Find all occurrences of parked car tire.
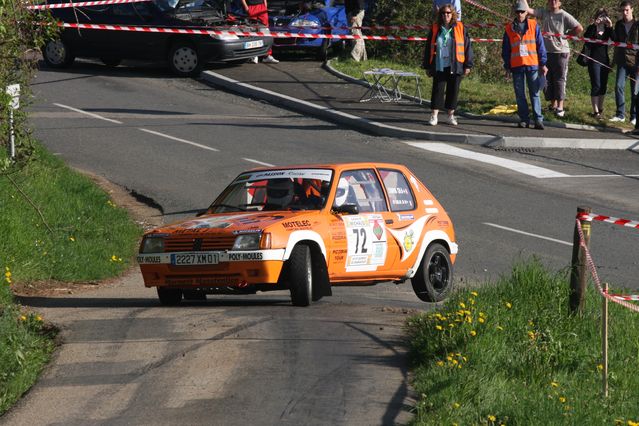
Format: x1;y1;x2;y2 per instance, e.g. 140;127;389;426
287;244;313;307
100;57;122;67
316;38;329;62
182;289;207;300
168;41;202;77
411;243;453;302
42;39;75;68
157;287;183;305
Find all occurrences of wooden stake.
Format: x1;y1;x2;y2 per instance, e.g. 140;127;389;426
602;282;609;397
570;206;591;314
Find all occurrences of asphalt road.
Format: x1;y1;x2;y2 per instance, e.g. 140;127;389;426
6;60;638;425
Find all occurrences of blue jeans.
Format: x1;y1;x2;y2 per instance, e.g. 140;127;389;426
614;64;636;119
512;69;543;123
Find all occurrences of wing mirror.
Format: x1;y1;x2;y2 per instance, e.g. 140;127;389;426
332;203;359;215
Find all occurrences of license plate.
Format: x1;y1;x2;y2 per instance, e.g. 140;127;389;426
244;40;264;49
171;253;219;266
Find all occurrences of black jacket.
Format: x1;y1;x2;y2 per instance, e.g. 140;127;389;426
612;19;639;67
345;0;365;16
422;23;474;75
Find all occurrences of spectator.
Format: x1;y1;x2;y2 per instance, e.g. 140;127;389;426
433;0;461;21
345;0;367;62
583;8;613;119
422;4;473;126
502;0;548;129
240;0;279;63
523;0;583;118
610;0;638;123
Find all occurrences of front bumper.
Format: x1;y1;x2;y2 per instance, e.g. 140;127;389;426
199;36;273;62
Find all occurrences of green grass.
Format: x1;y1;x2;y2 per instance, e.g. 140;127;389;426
406;259;639;425
0;141;143;282
331;57;635;130
0;140;143;414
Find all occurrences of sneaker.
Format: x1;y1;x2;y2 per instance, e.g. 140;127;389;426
447;114;458;126
609;115;625;122
248;56;258;64
517;122;527;128
555;109;565;118
428;114;438;126
534;121;544;130
631;118;637;126
262;55;279;64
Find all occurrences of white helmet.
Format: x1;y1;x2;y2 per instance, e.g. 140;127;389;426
266;178;294;207
333;177;350;207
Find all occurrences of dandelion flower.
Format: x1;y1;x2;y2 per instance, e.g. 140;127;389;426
505;302;512;309
470;330;477;336
478;317;485;324
453;402;460;409
36;315;42;322
471;291;478;297
628;420;639;426
435;325;443;330
597;364;604;371
69;236;75;242
20;315;27;321
551;381;559;388
488;415;496;422
436;361;444;367
559;396;566;403
459;302;466;309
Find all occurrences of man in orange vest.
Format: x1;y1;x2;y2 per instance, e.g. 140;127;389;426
502;0;548;129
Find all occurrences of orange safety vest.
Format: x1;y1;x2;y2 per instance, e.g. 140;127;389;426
505;19;539;68
430;22;466;65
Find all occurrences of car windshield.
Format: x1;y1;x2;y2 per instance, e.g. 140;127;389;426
208;169;333;213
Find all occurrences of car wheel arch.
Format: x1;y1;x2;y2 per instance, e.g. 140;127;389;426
406;230;456;279
282;230;327;261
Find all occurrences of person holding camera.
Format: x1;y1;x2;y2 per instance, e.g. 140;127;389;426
582;9;613;119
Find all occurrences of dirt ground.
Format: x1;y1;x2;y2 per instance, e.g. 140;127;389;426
10;170;163;297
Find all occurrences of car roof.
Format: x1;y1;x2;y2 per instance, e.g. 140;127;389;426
243;162;411;173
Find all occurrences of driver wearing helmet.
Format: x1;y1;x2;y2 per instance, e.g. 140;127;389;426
265;178;295;209
332;177;352;208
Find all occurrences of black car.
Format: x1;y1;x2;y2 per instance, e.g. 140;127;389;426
42;0;273;76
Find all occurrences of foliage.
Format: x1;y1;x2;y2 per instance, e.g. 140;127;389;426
406;259;639;425
0;0;56;170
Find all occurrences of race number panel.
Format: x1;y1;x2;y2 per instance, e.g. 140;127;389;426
343;214;388;272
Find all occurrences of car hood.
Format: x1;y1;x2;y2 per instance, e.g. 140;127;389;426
149;211;315;235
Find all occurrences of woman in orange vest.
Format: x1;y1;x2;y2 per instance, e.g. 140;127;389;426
502;0;547;129
422;4;473;126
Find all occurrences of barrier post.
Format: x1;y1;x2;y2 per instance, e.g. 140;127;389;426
602;282;609;397
570;206;591;314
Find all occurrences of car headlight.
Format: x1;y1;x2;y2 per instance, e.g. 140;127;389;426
141;236;165;253
290;18;320;28
232;233;261;250
210;34;240;40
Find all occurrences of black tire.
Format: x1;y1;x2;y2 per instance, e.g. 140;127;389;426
182;289;206;301
287;244;313;307
157;287;183;306
42;39;75;68
168;41;202;77
100;57;122;67
316;38;329;62
411;243;453;303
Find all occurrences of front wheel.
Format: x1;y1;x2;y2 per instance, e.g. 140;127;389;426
316;38;329;62
42;39;75;68
287;244;313;307
157;287;182;306
411;243;453;302
168;41;202;77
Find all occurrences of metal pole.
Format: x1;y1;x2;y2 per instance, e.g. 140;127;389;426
9;107;15;160
602;282;609;397
570;206;591;314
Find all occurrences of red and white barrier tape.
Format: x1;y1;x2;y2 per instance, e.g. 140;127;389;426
577;212;639;231
27;0;149;10
610;294;639;301
576;219;639;313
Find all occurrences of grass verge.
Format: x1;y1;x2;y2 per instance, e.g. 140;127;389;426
406;259;639;425
330;57;635;131
0;140;143;414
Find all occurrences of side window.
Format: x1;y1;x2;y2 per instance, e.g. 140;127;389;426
379;169;416;212
333;169;387;213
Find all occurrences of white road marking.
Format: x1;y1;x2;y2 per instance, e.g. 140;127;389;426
243;158;275;167
138;128;220;152
551;174;639;178
484;222;572;246
53;103;122;124
405;142;569;178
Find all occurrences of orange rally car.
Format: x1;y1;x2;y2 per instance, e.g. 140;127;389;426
137;163;458;306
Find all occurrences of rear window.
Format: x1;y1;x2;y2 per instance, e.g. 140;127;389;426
379;169;415;211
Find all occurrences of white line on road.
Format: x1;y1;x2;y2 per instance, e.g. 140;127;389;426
484;222;572;246
405;142;569;178
243;158;275;167
550;174;639;178
53;103;122;124
138;128;220;152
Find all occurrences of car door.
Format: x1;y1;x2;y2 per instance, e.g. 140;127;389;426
327;168;402;281
377;168;426;273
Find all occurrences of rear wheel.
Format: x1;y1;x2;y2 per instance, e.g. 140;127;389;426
287;244;313;307
157;287;183;306
411;243;453;302
42;39;75;68
168;41;202;77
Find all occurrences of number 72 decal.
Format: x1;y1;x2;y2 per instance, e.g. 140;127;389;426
343;214;388;272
